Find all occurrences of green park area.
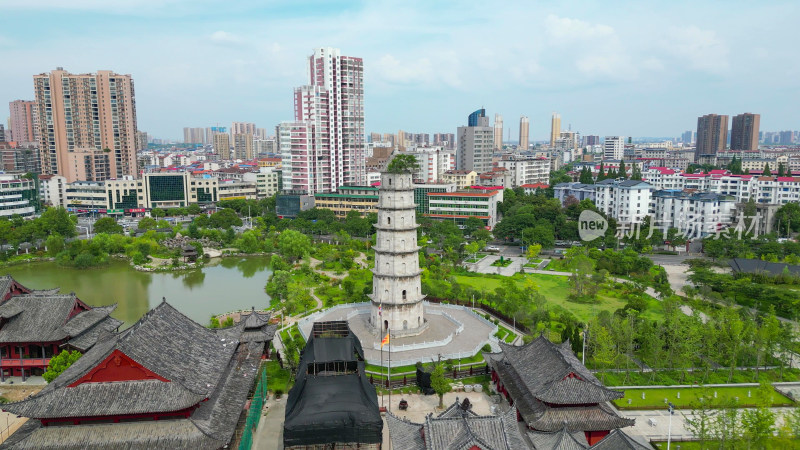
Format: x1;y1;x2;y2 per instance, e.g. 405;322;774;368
453;273;664;323
265;360;293;394
614;386;795;410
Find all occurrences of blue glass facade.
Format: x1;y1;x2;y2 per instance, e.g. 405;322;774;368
467;108;486;127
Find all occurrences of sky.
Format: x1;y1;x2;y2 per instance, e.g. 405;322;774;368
1;0;798;142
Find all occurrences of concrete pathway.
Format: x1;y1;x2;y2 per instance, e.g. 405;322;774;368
251;395;287;450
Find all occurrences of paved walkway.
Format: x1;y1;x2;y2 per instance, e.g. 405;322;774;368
251;395;287;450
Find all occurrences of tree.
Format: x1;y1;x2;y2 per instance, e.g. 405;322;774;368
762;163;772;177
137;216;157;231
741;381;775;448
526;244;542;261
386;154;420;173
430;362;451;408
43;350;82;383
40;207;77;238
209;208;243;229
187;203;202;215
277;229;312;262
151;208;166;218
591;326;615;382
778;162;787;177
728;155;743;175
45;233;65;256
618;160;628;180
683;386;716;447
597;161;605;181
775;202;800;234
629;164;642;181
579;167;593;184
93;217;124;234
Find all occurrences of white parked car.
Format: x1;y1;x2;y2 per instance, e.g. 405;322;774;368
485;246;500;252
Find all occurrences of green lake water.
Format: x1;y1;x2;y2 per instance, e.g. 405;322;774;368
3;256;273;327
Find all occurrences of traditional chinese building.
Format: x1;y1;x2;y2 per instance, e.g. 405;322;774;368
284;321;383;449
484;335;635;446
0;276;121;381
1;300;274;449
386;398;529;449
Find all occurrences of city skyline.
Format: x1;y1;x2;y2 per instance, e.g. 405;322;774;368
1;1;798;140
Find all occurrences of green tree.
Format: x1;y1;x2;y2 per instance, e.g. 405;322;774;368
778;162;787;177
430;362;452;408
579;167;593;184
137;216;157;230
386;154;420;173
618;160;628;180
45;233;65;256
187;203;202;215
728;155;743;175
597;161;605;181
741;381;775;448
775;202;800;234
209;208;243;229
629;164;642;181
762;163;772;177
43;350;82;383
278;229;312;262
40;207;77;238
591;326;615;382
526;243;542;261
150;208;166;218
683;386;716;447
93;217;124;234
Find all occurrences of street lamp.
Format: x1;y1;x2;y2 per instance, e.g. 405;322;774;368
666;402;675;450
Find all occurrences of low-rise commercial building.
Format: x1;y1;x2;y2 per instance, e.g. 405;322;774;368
441;170;478;189
0;174;37;218
426;189;503;229
314;186;379;218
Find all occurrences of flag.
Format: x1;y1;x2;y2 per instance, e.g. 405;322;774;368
378;305;382;316
380;333;390;348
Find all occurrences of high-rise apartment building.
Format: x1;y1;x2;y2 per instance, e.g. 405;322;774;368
696;114;728;160
9;100;37;144
136;131;148;151
279;47;366;194
33;68;138;182
183;127;206;144
519;116;529;150
457;109;494;173
0;125;5;143
206;127;227;145
213;133;231;160
231;122;257;136
233;133;254;160
493;114;503;150
780;131;795;145
584;135;600;146
603;136;625;160
730;113;760;151
681;130;695;146
433;133;455;149
550;113;561;147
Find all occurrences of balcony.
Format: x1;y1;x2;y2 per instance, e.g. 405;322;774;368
0;357;50;368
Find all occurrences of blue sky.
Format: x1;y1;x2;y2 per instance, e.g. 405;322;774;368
1;0;797;141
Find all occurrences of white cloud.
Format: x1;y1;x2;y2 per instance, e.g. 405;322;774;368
661;26;729;73
209;31;243;45
544;15;615;42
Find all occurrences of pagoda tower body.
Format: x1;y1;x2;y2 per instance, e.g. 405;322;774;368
369;172;427;337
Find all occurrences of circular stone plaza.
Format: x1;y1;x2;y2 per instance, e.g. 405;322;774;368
297;172;497;367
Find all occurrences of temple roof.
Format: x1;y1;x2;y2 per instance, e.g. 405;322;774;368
1;302;267;450
386;399;529;450
588;429;651;449
239;308;278;343
527;427;589;450
0;294;120;347
483;336;633;432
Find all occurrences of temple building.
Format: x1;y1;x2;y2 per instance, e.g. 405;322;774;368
369;171;427;337
484;335;635;446
1;301;276;449
284;321;383;449
0;276;121;380
387;398;529;449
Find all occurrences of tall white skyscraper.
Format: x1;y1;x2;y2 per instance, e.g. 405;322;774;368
279;47;366;194
493;113;503;150
457;109;494;173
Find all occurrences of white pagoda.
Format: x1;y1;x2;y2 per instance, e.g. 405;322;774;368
368;171;427;337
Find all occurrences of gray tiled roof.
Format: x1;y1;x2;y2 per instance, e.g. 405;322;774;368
0;294;118;346
588;428;650;449
385;412;425;450
483;336;632;432
387;400;528;450
1;303;266;450
527;427;589;450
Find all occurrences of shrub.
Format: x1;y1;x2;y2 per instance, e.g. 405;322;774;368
274;389;284;399
482;343;492;352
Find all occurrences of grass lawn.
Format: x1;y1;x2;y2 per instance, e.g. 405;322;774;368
465;253;488;263
495;324;518;343
365;352;486;374
613;386;795;410
265;360;293;393
600;368;800;386
652;440;800;450
454;273;664;323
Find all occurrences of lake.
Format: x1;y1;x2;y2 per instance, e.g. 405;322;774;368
3;256;273;327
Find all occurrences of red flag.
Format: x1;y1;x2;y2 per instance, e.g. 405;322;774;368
380;333;390;348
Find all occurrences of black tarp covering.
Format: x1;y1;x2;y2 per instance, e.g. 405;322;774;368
416;368;435;395
284;321;383;447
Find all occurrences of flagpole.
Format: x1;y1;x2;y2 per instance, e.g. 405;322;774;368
388;325;391;412
381;323;384;409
